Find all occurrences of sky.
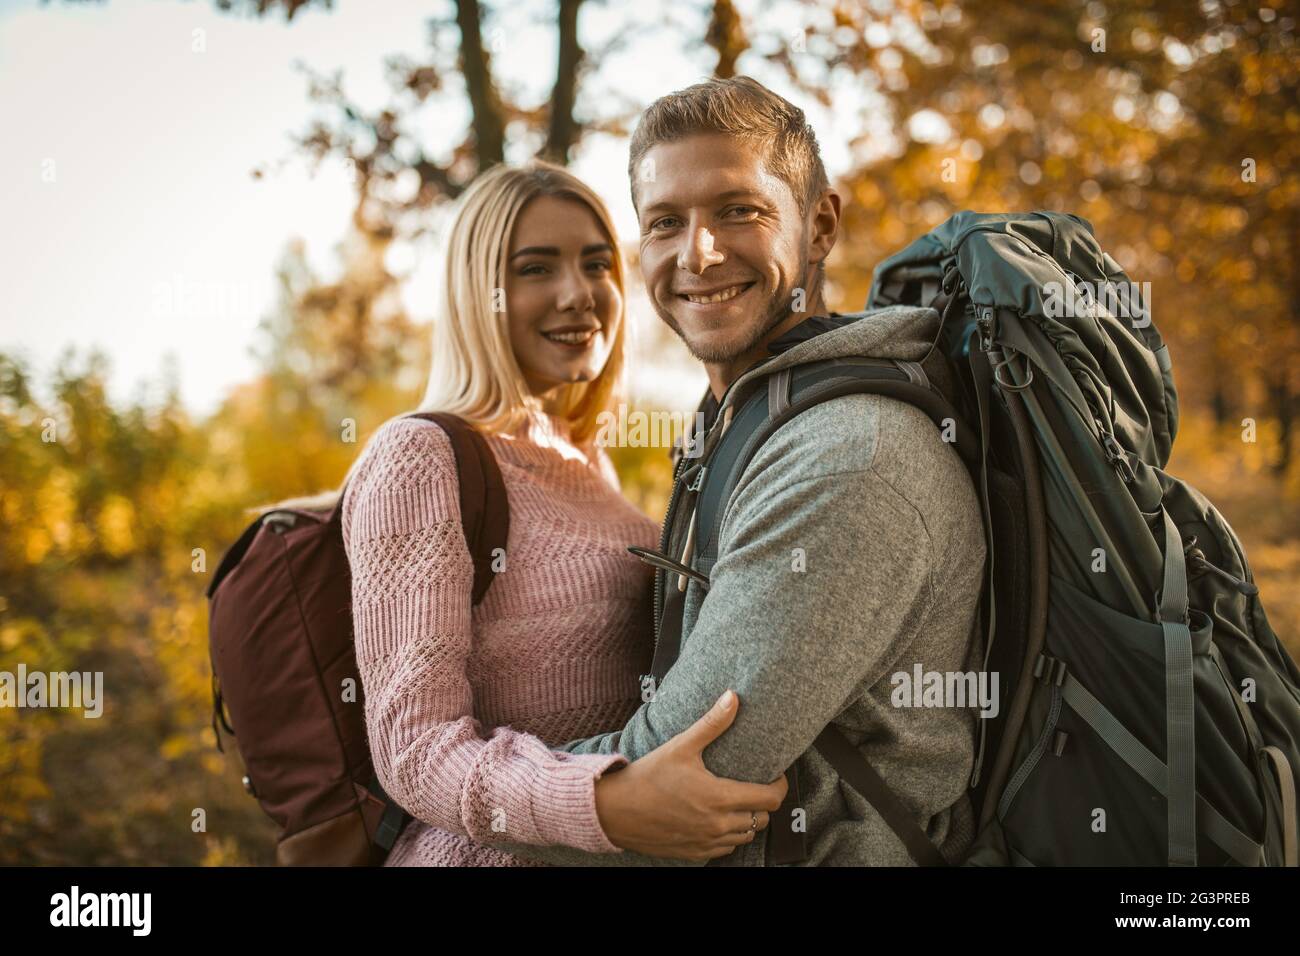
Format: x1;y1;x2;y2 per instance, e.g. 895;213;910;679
0;0;867;416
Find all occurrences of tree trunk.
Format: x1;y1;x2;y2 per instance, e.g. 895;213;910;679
455;0;506;168
1269;374;1294;477
542;0;584;165
1210;351;1230;428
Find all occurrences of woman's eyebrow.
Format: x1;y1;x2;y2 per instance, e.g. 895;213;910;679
509;242;611;260
509;245;557;260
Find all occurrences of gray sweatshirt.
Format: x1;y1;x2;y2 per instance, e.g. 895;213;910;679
492;305;987;866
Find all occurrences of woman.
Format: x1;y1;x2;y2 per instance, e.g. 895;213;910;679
339;161;785;866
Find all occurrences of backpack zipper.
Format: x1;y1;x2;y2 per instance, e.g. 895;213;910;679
996;681;1063;821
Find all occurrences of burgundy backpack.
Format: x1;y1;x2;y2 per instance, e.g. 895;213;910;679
205;413;509;865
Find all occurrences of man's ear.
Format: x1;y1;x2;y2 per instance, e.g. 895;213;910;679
807;188;841;266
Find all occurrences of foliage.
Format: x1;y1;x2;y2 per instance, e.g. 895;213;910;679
7;0;1296;865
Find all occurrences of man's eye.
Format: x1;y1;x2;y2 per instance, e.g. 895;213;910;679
649;217;680;232
726;205;758;218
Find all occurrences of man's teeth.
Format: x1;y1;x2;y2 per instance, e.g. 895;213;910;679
684;284;748;304
544;330;595;344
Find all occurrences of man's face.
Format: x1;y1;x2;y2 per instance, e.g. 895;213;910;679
635;133;817;373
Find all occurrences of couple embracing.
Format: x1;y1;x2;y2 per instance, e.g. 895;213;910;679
340;74;986;867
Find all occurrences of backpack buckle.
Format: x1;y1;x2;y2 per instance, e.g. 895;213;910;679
1033;653;1068;686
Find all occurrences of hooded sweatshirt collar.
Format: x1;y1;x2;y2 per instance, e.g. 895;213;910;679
716;304;942;416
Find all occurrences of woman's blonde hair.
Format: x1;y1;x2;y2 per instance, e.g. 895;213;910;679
420;160;626;443
259;160;627;514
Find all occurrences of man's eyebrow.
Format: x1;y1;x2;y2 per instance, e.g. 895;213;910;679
713;188;769;202
509;242;612;261
639;188;771;219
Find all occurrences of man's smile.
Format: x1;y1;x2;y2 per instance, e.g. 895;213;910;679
677;281;757;306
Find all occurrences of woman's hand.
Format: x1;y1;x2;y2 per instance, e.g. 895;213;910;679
592;690;789;861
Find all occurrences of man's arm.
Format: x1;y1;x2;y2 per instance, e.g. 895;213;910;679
490;396;949;866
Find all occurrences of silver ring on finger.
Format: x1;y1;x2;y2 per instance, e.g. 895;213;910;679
749;812;758;832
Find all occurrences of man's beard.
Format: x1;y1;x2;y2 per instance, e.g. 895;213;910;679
654;269;811;365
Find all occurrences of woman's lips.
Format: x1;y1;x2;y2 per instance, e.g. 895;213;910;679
542;327;598;349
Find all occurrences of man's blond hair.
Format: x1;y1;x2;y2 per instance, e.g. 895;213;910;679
628;75;830;215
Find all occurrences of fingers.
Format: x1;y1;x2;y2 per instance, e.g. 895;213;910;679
724;809;769;833
700;829;758;858
671;689;739;752
712;774;788;813
689;811;771;861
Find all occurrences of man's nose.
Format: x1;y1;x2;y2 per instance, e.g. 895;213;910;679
676;226;725;274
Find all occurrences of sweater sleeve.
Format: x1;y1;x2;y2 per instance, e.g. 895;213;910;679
341;417;627;854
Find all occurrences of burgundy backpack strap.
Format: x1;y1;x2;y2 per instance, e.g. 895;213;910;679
326;412;508;603
400;412;509;605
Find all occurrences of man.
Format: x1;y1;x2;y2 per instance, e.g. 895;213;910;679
499;75;986;866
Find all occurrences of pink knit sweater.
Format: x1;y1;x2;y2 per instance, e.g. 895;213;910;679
341;411;658;866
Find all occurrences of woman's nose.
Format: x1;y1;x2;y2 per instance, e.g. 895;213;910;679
676;226;725;274
556;269;597;312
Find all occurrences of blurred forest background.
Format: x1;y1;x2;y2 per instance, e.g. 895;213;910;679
2;0;1298;864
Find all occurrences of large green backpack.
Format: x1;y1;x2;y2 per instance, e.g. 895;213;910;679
654;211;1299;866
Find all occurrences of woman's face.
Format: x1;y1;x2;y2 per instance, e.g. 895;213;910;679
504;194;622;397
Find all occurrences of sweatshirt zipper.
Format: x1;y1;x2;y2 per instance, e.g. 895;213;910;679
650;422;704;644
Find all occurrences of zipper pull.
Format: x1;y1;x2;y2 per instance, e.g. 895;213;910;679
679;462;708;493
1193;556;1258;596
1095;421;1136;484
1103;433;1136;484
976;308;997;351
627;546;709;590
1182;535;1259;596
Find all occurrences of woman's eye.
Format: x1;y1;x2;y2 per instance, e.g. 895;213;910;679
519;263;547;276
585;259;612;273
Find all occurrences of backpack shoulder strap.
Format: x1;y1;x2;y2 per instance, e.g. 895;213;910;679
688;358;970;867
401;412;509;605
694;356;974;578
341;412;508;849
